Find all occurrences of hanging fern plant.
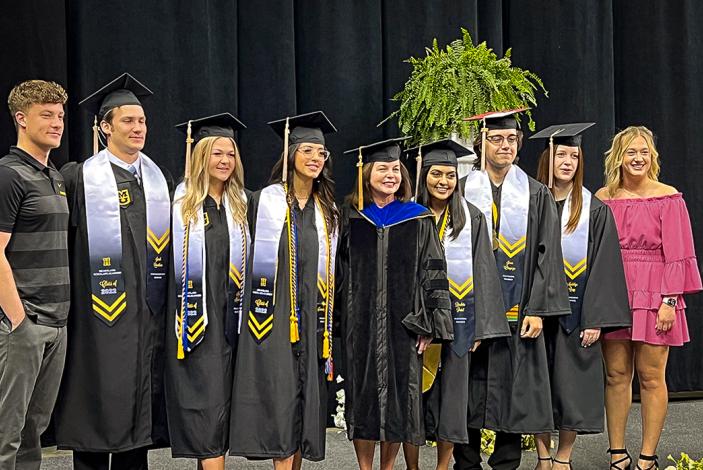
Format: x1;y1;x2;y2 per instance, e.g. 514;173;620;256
384;28;548;146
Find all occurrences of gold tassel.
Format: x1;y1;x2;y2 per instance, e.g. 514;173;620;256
177;326;185;359
323;331;330;359
414;146;422;200
282;117;290;184
184;120;194;179
286;206;300;343
548;136;554;188
480;119;488;172
92;116;99;155
356;148;364;211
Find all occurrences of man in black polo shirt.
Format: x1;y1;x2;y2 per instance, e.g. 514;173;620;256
0;80;69;470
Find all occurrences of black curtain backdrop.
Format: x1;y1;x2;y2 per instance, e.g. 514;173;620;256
2;1;702;396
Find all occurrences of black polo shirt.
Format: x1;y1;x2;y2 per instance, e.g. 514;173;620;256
0;146;70;326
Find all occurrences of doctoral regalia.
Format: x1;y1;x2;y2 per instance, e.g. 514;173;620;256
54;159;172;452
336;200;453;445
424;201;510;444
462;170;571;434
544;193;631;433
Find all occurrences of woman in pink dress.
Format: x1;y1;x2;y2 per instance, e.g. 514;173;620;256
596;126;702;470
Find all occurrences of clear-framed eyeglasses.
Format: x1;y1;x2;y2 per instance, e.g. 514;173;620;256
298;146;331;161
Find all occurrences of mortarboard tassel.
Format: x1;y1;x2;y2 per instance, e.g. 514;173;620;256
356;148;364;211
282;117;290;185
92;116;99;155
414;146;422;200
184;120;194;179
548;135;554;189
480;119;488;172
185;121;194;181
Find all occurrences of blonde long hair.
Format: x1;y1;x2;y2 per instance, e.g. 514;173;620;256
179;136;247;226
603;126;660;197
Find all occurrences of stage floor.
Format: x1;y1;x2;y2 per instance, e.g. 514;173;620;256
40;400;703;469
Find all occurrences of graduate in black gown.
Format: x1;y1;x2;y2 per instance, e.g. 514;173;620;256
455;110;571;470
229;112;339;469
401;139;510;470
164;114;249;469
529;124;631;469
55;74;173;470
336;138;454;470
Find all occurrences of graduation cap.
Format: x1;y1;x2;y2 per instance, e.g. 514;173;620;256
343;137;408;211
463;108;527;171
175;113;247;177
405;139;472;198
267;111;337;184
79;73;153;155
529;122;595;188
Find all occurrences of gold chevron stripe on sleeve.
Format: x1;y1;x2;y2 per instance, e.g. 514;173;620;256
147;228;171;254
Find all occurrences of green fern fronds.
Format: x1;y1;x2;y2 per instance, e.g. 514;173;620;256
384;28;548;146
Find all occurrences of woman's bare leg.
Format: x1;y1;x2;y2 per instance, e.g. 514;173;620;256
436;441;454;470
603;339;634;467
198;456;225;470
353;439;376;470
401;442;419;470
634;342;669;468
380;442;401;470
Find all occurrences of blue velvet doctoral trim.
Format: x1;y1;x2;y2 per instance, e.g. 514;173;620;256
361;200;429;227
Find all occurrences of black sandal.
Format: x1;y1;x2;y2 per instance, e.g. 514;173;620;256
636;454;658;470
553;458;573;469
608;448;632;470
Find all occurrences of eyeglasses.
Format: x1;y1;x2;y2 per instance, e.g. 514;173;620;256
486;135;519;146
298;146;331;161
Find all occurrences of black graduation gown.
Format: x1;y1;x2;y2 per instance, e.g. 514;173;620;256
424;202;510;444
335;203;454;446
229;191;328;462
543;195;631;433
165;196;236;458
462;174;571;434
54;162;172;452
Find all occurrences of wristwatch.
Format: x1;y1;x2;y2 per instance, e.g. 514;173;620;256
662;296;677;308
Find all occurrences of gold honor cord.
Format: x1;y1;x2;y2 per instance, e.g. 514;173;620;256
177;221;190;359
317;196;334;361
92;116;99;155
286;202;299;344
356;147;364;211
438;206;450;245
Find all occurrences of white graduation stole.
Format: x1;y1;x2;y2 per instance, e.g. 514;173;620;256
83;150;170;326
560;187;591;333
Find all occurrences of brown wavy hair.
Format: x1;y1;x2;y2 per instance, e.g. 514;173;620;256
269;143;339;233
346;160;413;209
536;145;584;234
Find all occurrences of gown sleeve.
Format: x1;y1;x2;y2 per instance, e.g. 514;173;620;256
470;208;511;340
580;198;632;330
523;185;572;317
660;195;702;296
59;161;81;228
402;217;453;340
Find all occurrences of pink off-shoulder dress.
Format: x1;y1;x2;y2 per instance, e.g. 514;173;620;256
603;193;702;346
